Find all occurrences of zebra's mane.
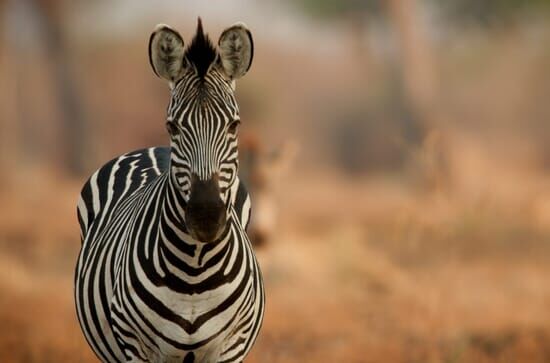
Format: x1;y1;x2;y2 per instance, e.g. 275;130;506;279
185;18;217;79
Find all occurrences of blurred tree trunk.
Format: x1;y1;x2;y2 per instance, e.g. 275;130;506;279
386;0;437;120
34;0;91;175
0;1;21;184
2;0;91;178
385;0;450;192
348;12;371;81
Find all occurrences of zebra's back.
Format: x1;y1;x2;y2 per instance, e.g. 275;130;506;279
77;147;170;241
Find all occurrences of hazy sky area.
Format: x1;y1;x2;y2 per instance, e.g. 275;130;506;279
68;0;322;43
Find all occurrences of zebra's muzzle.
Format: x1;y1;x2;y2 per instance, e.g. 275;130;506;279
185;173;227;243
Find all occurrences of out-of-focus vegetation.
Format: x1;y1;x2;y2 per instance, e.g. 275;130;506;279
439;0;550;25
293;0;382;19
296;0;550;24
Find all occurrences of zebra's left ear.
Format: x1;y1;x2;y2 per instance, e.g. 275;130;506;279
149;24;186;84
217;23;254;80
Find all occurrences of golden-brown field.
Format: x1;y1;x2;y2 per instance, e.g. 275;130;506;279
1;164;549;363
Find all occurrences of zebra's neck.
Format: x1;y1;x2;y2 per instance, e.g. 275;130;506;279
152;171;235;276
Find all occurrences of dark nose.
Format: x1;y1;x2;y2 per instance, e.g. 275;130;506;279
184;173;227;242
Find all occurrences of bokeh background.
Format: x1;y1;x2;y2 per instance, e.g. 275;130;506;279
1;0;550;362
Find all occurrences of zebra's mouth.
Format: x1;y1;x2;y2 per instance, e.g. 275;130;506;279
184;173;227;243
185;202;227;242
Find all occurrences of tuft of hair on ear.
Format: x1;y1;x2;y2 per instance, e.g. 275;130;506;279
184;18;217;79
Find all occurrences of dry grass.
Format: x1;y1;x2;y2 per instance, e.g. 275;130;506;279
1;163;549;363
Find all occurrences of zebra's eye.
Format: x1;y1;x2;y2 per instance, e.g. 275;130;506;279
166;121;179;135
227;120;240;135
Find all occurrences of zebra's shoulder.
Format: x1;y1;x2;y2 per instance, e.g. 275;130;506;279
77;147;170;239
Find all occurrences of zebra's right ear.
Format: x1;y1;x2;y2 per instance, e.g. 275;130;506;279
149;25;187;84
217;23;253;80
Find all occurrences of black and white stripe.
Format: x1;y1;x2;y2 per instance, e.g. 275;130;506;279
75;20;263;363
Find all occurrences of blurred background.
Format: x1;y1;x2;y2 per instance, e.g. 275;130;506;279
1;0;550;362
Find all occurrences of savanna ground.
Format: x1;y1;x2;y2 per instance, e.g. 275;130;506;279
1;158;549;363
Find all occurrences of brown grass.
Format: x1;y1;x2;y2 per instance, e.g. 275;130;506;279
1;162;549;363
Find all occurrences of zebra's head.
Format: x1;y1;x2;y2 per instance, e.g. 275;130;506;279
149;19;253;242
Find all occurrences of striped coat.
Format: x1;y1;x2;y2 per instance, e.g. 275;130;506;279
75;20;264;363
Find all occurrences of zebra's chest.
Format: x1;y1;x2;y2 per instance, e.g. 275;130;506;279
153;293;236;361
114;263;250;362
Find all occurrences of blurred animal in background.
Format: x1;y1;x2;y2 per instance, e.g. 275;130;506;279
239;133;298;247
74;19;264;363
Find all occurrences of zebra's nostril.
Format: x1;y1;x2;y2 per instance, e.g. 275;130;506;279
183;352;195;363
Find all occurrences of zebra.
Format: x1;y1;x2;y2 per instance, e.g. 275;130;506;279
74;19;264;363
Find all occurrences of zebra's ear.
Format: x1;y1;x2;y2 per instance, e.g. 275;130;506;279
149;24;187;84
217;23;254;80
